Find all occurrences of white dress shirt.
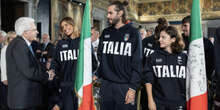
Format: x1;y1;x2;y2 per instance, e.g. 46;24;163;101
1;45;8;81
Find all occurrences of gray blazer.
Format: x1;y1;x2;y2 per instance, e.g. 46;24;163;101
6;36;49;109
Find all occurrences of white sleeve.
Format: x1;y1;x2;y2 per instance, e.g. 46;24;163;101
1;46;7;81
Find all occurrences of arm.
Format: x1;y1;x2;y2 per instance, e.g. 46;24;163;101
94;30;105;78
13;42;49;82
49;42;63;109
129;30;142;90
143;53;156;110
125;29;142;104
146;83;156;110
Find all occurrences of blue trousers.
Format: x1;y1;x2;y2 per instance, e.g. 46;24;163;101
100;79;136;110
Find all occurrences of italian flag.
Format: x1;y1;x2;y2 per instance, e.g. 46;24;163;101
186;0;208;110
75;0;96;110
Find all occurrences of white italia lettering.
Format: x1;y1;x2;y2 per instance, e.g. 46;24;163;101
102;41;131;56
73;49;78;60
178;66;186;78
120;42;124;55
124;43;131;56
114;42;119;55
107;41;114;54
170;65;176;77
103;41;108;54
144;48;154;57
67;50;73;60
59;49;78;61
60;52;63;61
152;65;186;79
176;65;179;77
144;48;147;54
63;50;68;61
155;65;162;77
162;65;170;77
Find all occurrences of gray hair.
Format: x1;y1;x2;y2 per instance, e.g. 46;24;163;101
139;28;147;35
42;33;50;39
0;30;7;37
15;17;35;36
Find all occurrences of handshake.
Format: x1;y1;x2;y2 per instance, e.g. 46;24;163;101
47;69;55;81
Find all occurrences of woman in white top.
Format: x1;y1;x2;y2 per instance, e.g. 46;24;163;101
1;31;16;85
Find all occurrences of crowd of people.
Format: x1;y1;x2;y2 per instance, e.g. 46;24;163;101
0;0;219;110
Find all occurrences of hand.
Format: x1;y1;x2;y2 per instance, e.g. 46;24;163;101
92;75;98;81
148;99;157;110
125;88;136;104
42;51;48;55
47;69;55;80
36;50;41;53
52;104;60;110
2;80;8;86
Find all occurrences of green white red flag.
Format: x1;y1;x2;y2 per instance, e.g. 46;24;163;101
75;0;96;110
186;0;208;110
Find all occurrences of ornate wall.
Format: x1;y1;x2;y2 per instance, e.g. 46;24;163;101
51;0;83;41
138;0;220;22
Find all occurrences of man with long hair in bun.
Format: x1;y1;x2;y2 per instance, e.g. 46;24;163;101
94;1;142;110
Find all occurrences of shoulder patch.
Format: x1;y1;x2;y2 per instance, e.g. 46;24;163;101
156;58;163;63
147;43;153;47
177;56;183;65
62;44;68;48
124;33;130;41
104;34;110;38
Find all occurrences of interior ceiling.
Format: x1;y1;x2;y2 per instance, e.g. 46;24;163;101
105;0;220;22
6;0;220;22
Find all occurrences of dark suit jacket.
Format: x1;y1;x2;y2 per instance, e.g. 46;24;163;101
215;27;220;95
6;36;49;109
36;42;54;61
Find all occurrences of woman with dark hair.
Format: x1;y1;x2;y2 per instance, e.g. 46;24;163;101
144;26;187;110
141;17;167;110
50;17;80;110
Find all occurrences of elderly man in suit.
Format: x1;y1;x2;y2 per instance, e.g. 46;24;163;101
6;17;55;110
36;33;54;67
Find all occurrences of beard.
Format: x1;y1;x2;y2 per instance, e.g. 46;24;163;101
108;17;120;26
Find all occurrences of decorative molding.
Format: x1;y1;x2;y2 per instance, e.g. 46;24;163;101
138;0;220;22
139;14;188;23
139;11;220;23
136;0;172;3
92;0;109;10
